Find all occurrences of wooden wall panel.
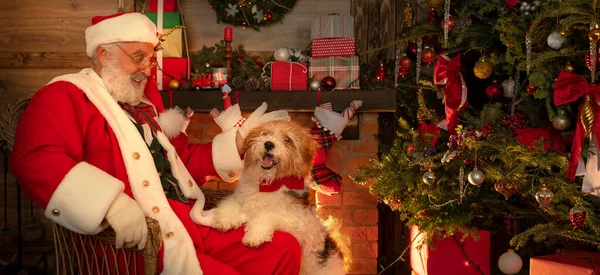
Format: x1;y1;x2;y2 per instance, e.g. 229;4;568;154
0;69;80;101
352;0;368;63
379;0;394;61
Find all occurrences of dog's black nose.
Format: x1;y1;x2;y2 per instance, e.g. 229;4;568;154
264;141;275;151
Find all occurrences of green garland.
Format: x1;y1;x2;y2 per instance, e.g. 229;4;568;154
208;0;297;31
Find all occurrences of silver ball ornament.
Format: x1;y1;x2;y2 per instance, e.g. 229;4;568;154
535;184;554;207
501;78;516;98
523;11;530;16
274;48;291;62
468;170;485;186
422;171;436;185
533;0;541;7
547;32;566;49
309;79;321;91
552;114;571;131
498;250;523;275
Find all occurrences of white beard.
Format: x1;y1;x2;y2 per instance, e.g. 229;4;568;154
101;58;147;105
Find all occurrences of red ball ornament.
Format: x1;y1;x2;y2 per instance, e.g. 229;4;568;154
428;9;440;23
570;204;587;229
441;16;456;32
421;47;436;65
406;42;418;57
399;56;412;70
321;76;337;91
485;82;503;98
526;84;536;94
266;11;273;22
376;63;386;81
398;69;409;77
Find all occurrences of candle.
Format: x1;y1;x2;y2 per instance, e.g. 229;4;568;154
224;27;233;40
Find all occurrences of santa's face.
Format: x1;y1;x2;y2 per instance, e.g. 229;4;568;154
101;42;155;105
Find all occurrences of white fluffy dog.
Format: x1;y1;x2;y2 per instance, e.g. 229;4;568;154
198;120;348;275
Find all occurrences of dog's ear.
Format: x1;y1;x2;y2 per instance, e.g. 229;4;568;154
301;128;319;165
242;123;264;153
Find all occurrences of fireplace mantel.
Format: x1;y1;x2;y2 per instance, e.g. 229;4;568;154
160;89;397;113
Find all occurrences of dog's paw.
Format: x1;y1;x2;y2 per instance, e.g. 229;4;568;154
242;227;274;247
212;208;244;232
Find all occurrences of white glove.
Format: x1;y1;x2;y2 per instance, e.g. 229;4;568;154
105;193;148;250
214;104;243;131
239;102;290;138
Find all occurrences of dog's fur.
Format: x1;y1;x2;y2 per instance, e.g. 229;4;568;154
198;120;348;275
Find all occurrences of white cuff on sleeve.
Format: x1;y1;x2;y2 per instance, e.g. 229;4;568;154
211;127;244;182
45;162;125;235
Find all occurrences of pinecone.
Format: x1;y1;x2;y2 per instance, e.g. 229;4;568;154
244;77;260;92
231;76;245;90
259;77;271;91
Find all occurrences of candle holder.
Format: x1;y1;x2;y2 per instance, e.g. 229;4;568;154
224;38;233;81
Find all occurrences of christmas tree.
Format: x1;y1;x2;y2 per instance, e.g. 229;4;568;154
355;0;600;267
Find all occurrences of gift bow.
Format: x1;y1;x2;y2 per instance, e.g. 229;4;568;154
433;54;467;135
553;71;600;181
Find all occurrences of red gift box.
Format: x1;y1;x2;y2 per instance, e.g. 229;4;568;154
530;251;600;274
410;225;491;275
311;38;356;58
151;58;190;90
149;0;177;12
271;62;308;91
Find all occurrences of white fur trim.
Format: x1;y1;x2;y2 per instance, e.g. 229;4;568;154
212;127;243;182
49;68;202;275
85;12;159;57
214;104;243;131
158;108;187;138
314;107;349;138
45;162;124;235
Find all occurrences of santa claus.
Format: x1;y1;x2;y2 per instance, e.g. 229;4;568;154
10;12;299;274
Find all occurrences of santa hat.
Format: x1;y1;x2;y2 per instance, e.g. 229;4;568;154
85;12;160;57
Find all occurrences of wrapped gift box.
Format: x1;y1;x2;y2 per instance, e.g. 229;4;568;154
410;225;491;275
149;0;177;12
311;38;356;58
271;62;308;91
151;58;189;90
145;12;184;57
309;56;360;89
310;15;354;39
530;251;600;274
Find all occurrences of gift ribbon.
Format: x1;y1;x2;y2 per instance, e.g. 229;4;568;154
261;62;308;91
554;71;600;181
433;54;467;135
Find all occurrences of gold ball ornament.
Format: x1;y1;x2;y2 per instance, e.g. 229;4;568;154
474;59;493;79
564;62;574;73
168;79;181;90
552;114;571;131
426;0;443;9
422;171;436;185
589;28;600;43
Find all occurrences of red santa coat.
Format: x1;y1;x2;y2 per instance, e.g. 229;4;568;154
10;68;245;274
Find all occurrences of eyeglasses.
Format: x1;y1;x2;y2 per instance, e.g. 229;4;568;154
116;44;158;70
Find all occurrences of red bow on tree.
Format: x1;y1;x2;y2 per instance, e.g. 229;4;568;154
434;54;467;135
418;122;441;147
554;71;600;181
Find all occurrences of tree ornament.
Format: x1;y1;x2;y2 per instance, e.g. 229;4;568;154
498;249;523;275
403;3;414;27
569;203;587;229
526;84;536;94
564;62;574;73
535;184;554;207
426;0;443;9
501;77;517;98
552;114;571;131
168;79;181;90
376;63;386;81
320;76;336;91
581;95;595;137
494;180;521;200
547;32;566;49
428;9;440;23
243;77;260;92
485;81;503;98
585;52;600;72
468;169;485;186
406;42;418;57
309;78;321;91
273;48;291;62
421;46;436;65
422;171;436;185
474;59;493;79
440;16;456;32
399;56;412;70
589;27;600;43
266;11;273;22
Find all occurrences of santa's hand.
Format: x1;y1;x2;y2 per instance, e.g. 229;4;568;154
238;102;290;138
314;107;349;139
105;193;148;250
